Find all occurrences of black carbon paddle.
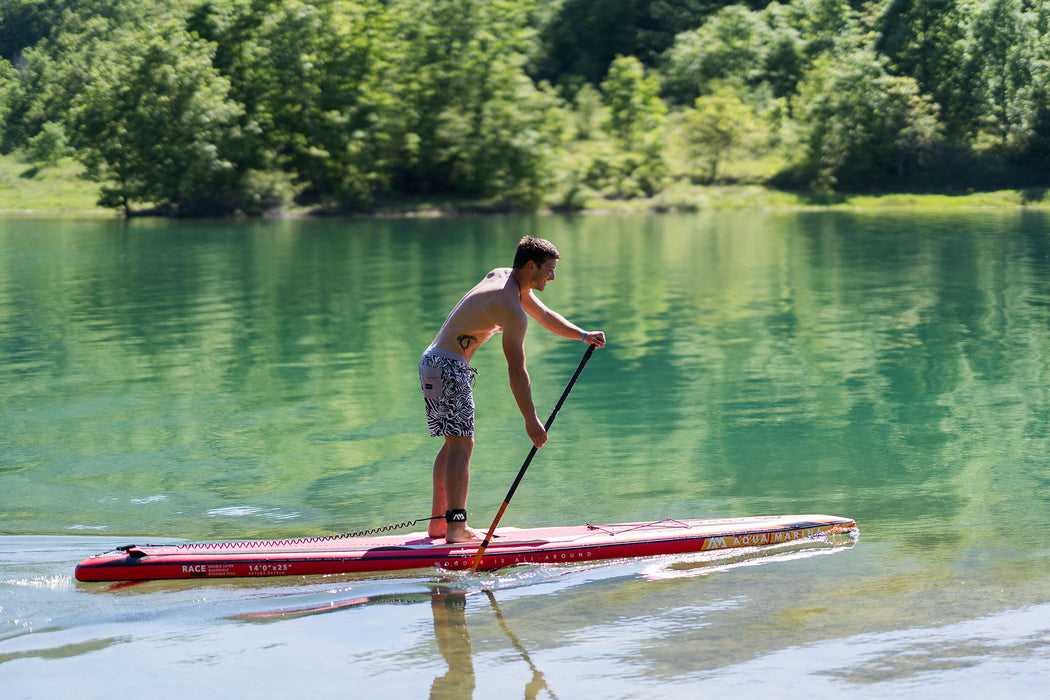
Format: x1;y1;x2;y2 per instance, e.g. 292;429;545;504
471;343;598;571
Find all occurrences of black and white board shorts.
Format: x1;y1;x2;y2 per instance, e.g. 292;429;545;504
419;347;478;437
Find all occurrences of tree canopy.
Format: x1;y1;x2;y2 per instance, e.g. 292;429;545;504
0;0;1046;215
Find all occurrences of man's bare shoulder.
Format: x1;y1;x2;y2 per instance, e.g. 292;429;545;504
468;269;520;306
479;267;512;287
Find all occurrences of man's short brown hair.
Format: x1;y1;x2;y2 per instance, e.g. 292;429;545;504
513;236;560;269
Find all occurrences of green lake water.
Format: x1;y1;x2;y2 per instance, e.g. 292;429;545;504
2;211;1050;698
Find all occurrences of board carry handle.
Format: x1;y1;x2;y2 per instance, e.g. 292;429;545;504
471;343;598;571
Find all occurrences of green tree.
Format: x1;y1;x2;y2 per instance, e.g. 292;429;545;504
0;0;65;61
794;47;942;189
761;1;806;101
968;0;1036;147
684;86;759;182
70;22;244;215
233;0;388;207
531;0;638;86
876;0;963;91
788;0;858;59
27;119;68;165
572;83;605;139
530;1;778;87
662;5;771;104
662;3;809;106
594;54;667;196
0;56;14;133
1;14;113;152
0;1;172;153
875;0;974;143
387;0;564;205
602;54;666;149
1019;2;1050;166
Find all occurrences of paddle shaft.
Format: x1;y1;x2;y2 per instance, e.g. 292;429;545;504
470;343;597;570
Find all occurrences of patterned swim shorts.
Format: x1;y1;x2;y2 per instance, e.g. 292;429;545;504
419;347;478;437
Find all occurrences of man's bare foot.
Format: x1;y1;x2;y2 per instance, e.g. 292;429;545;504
428;523;446;539
445;523;484;544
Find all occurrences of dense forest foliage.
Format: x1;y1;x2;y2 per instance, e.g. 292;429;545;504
0;0;1047;215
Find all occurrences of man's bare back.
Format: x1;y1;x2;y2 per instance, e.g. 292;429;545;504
431;268;524;363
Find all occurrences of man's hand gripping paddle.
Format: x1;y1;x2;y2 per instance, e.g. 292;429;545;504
470;343;598;571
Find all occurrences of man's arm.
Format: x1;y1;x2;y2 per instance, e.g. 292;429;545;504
502;310;547;448
521;290;606;347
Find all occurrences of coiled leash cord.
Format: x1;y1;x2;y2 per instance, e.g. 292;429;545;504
172;514;445;550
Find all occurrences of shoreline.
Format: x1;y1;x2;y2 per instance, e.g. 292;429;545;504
4;187;1050;220
3;154;1048;219
6;166;1044;225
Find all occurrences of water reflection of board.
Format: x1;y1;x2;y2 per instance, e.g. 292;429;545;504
74;514;857;582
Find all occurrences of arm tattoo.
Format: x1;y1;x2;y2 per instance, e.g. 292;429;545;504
458;335;478;350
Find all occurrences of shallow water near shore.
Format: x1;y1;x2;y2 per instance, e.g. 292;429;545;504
3;211;1050;697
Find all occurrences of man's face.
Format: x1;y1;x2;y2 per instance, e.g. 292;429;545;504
532;258;557;290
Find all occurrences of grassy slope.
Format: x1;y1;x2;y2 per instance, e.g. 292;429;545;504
0;152;109;215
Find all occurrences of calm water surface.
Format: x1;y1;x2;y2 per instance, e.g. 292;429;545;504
2;211;1050;697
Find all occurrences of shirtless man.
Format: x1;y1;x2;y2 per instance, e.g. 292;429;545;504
419;236;606;543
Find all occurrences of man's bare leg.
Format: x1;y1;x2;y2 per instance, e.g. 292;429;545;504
429;441;450;538
436;435;483;543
